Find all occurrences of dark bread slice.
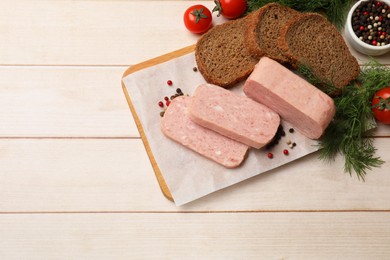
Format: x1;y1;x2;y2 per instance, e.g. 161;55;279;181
195;16;259;88
279;13;360;88
245;3;301;65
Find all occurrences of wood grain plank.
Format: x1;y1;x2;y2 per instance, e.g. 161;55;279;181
0;64;387;140
0;0;219;66
0;139;173;212
0;0;389;66
1;212;389;259
0;66;137;137
0;139;389;212
0;64;388;139
374;123;390;136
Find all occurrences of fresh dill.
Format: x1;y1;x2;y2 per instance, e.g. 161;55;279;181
297;65;339;96
298;60;390;180
246;0;354;29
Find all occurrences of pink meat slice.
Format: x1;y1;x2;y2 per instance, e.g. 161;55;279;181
243;57;336;139
189;84;280;149
161;95;248;168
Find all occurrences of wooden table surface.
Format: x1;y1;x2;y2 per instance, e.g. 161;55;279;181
1;1;390;259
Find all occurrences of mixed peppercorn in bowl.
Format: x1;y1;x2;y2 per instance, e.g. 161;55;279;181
345;0;390;56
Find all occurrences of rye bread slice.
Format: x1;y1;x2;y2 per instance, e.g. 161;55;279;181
245;3;301;65
278;13;360;88
195;16;259;88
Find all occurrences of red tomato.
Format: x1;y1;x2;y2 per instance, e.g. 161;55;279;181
372;87;390;124
213;0;247;19
183;5;212;34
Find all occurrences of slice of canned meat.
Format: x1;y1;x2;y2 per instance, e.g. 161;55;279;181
161;96;248;168
244;57;336;139
189;83;280;149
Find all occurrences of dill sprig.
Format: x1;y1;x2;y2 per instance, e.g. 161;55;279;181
246;0;354;29
320;84;383;180
298;65;339;96
298;60;390;180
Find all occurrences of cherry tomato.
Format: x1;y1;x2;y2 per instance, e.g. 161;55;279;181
371;87;390;124
213;0;247;19
183;5;212;34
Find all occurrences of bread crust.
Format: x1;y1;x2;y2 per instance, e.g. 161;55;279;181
195;17;258;88
244;6;269;59
277;14;303;68
244;3;301;65
196;8;360;89
278;13;360;88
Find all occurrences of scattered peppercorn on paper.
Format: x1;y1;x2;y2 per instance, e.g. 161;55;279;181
122;53;319;206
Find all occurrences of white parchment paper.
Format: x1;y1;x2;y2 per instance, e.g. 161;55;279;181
122;53;319;206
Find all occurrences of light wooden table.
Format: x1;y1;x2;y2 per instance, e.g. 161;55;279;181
1;1;389;259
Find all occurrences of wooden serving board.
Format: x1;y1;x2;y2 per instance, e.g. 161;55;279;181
121;42;390;203
121;45;196;201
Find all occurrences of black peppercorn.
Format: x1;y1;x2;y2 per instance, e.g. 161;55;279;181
352;0;389;46
265;124;286;150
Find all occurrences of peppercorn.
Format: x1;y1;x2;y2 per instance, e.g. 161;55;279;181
266;124;285;149
167;80;173;86
158;101;164;108
267;152;273;159
283;149;289;155
352;0;389;46
193;67;198;72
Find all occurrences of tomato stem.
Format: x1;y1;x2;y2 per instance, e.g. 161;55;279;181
372;96;390;110
191;8;209;23
212;0;222;17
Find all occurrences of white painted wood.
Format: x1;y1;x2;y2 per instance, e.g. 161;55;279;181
0;0;388;66
1;212;389;259
374;124;390;136
0;67;138;137
0;0;220;66
0;139;389;212
0;67;389;138
1;1;390;257
0;139;173;212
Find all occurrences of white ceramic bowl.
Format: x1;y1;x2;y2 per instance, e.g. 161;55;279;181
344;0;390;56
